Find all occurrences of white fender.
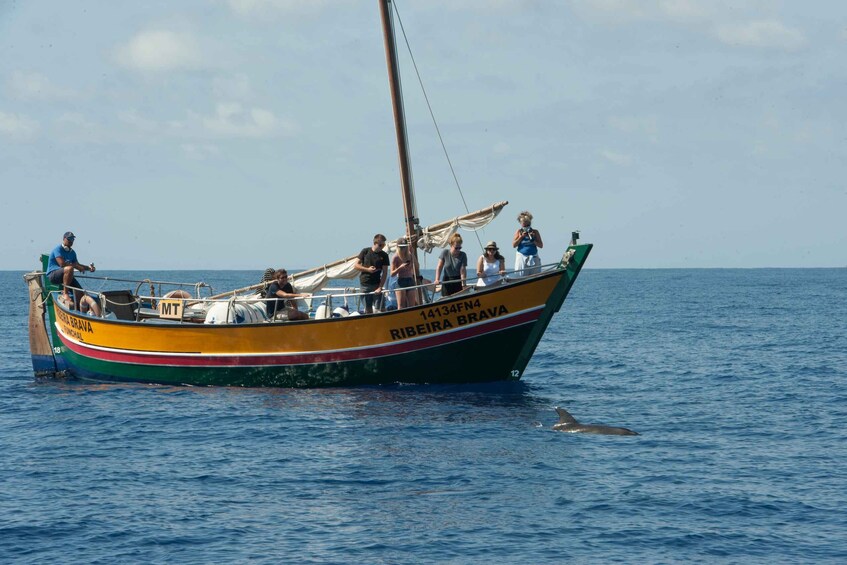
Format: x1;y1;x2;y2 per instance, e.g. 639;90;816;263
315;304;331;320
204;299;268;324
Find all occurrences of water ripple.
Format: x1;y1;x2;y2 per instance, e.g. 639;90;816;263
2;269;846;562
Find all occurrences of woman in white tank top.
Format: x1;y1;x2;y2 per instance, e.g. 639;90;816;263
476;241;506;287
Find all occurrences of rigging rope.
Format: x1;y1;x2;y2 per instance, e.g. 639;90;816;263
392;1;485;252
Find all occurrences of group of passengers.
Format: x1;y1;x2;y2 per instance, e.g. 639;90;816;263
46;210;543;319
432;209;543;298
353;209;544;310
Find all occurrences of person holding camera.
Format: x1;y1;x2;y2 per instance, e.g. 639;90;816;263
512;211;544;277
390;237;419;309
355;234;390;314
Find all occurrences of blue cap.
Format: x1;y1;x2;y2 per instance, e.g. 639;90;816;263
63;231;76;240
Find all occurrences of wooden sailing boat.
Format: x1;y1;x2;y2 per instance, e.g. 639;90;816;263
24;0;592;388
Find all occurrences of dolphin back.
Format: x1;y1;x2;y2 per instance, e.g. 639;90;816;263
581;424;639;436
552;407;639;436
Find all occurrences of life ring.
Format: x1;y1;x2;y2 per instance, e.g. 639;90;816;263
163;289;192;299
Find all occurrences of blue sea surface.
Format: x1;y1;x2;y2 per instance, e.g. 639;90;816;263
1;268;846;563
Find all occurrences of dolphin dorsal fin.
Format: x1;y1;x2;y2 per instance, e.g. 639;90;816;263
555;407;578;425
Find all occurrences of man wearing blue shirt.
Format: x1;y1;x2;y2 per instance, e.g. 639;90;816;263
46;231;97;310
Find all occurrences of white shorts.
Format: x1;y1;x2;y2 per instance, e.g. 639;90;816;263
514;252;541;277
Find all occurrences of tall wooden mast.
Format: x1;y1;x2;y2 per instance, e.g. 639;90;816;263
378;0;420;273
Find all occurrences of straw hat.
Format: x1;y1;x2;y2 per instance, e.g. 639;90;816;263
484;241;499;250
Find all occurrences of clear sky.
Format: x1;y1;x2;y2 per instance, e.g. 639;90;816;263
2;0;845;270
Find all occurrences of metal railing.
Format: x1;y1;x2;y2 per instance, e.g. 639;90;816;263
50;258;569;323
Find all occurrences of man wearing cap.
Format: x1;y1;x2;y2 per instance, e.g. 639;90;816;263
46;231;97;310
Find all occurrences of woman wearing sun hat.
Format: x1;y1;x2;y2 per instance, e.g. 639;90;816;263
476;241;506;287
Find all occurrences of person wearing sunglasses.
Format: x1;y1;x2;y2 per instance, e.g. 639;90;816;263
265;269;310;321
390;237;419;309
512;210;544;277
355;234;390;314
476;241;506;287
435;233;467;297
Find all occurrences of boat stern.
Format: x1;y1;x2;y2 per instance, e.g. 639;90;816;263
24;268;59;376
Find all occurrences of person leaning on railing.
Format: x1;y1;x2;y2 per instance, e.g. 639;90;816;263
476;241;506;287
266;269;310;321
435;233;467;297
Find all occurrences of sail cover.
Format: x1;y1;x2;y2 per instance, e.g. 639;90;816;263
291;201;508;294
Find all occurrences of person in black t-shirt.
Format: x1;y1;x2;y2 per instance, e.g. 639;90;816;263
354;234;389;314
265;269;309;321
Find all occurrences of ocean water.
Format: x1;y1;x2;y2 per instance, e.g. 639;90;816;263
1;268;845;563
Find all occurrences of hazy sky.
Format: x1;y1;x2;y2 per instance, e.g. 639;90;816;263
2;0;845;270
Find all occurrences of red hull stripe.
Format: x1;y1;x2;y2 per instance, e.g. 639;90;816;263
58;308;542;367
